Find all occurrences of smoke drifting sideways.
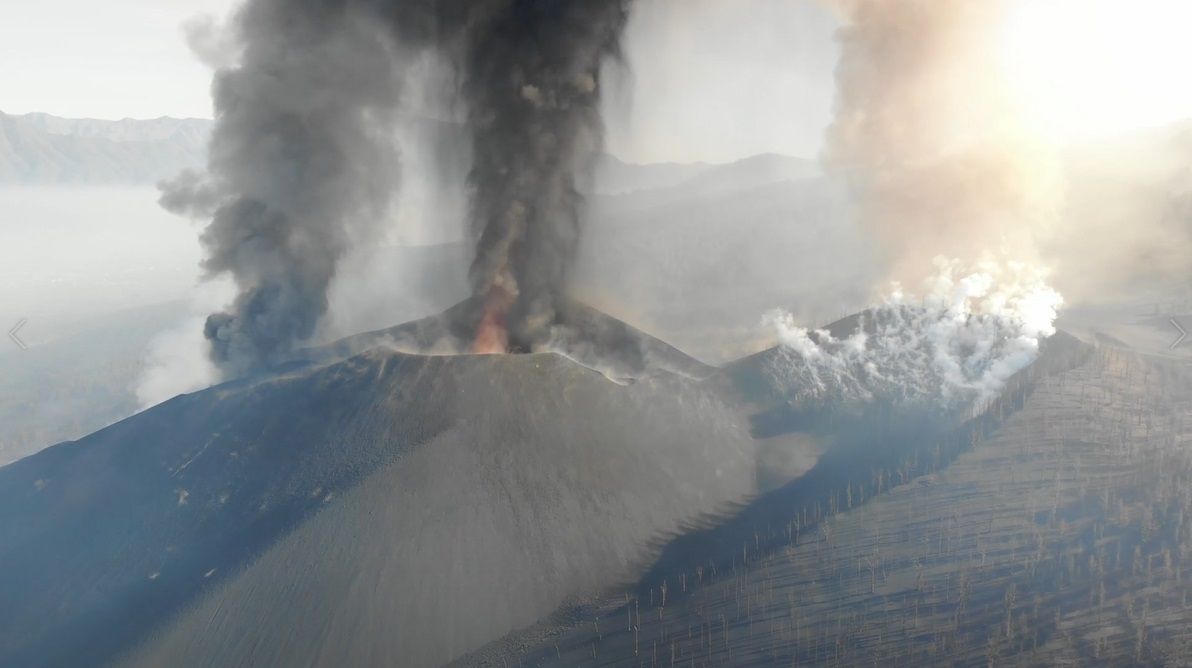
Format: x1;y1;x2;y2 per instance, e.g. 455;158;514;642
162;0;633;376
818;0;1192;319
764;258;1063;411
767;0;1065;408
823;0;1059;288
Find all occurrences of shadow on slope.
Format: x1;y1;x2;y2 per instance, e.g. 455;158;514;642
0;306;760;668
456;330;1094;666
487;340;1192;667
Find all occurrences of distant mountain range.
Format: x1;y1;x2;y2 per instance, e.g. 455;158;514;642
0;113;829;467
0;112;821;192
0;112;211;185
590;151;819;196
13;112;211;146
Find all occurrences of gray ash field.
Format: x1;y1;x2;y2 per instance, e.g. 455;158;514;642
5;0;1188;666
2;302;1189;667
462;338;1192;666
0;306;788;667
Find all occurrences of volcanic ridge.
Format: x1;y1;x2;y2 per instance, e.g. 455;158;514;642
0;302;1138;668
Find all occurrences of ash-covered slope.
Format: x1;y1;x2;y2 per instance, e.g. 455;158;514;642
481;342;1192;667
311;296;714;381
0;302;1090;667
0;309;761;668
722;309;1087;438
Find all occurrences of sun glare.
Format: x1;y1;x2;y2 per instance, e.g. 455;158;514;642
999;0;1192;141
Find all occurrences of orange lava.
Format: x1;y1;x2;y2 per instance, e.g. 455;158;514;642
471;288;513;354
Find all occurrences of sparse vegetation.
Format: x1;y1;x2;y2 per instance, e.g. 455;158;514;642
478;343;1192;666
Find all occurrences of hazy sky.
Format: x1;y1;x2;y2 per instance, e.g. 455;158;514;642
605;0;840;163
0;0;840;164
12;0;1191;165
0;0;239;120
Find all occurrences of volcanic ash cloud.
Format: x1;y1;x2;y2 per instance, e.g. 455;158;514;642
160;0;413;376
462;1;634;355
161;0;635;376
774;1;1066;409
824;0;1060;286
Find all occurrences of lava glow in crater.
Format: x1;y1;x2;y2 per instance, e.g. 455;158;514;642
471;287;513;355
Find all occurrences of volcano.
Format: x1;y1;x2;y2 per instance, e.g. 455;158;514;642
0;302;1115;667
309;296;714;382
0;302;779;667
461;335;1192;667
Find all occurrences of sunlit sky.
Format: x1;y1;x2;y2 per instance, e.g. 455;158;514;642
1000;0;1192;141
4;0;1192;163
0;0;838;164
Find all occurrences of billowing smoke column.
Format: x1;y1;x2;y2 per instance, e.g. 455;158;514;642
161;0;419;375
461;1;632;354
761;0;1065;409
163;0;633;374
824;0;1058;284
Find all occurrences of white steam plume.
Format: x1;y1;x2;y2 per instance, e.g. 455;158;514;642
135;281;234;409
763;257;1062;410
136;318;222;409
775;1;1067;408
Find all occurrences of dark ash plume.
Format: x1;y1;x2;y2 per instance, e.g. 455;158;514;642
457;0;634;352
163;0;429;375
166;0;633;373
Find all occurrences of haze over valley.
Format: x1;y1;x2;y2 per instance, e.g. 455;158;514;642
3;1;1192;665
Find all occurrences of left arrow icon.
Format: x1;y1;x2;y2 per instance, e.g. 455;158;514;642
8;318;28;351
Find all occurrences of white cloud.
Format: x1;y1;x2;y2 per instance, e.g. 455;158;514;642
764;257;1063;410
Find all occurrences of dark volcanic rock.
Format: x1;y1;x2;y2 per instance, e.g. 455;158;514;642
721;312;1090;438
0;303;1093;667
0;314;760;667
466;340;1192;668
312;296;714;381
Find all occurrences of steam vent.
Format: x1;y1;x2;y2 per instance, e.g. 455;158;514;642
9;295;1172;667
6;0;1192;666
